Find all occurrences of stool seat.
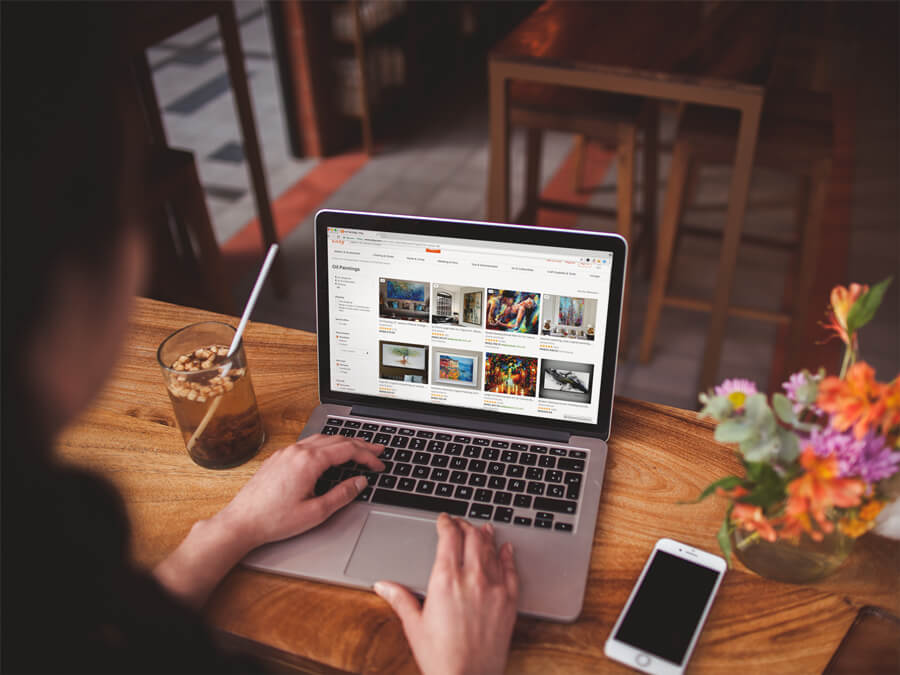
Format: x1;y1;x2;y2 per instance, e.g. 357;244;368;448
509;81;644;136
679;89;832;171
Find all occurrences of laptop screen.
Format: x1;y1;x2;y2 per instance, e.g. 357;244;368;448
316;211;626;438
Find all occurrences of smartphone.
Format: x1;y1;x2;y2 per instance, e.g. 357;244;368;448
604;538;726;675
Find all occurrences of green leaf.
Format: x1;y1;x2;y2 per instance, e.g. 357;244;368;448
847;277;892;335
717;510;734;567
772;393;796;424
684;476;744;504
776;426;800;463
745;394;776;436
699;393;733;421
741;463;788;510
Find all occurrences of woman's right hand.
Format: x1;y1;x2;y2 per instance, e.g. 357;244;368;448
374;514;519;675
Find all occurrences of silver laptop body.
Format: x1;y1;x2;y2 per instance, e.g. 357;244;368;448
244;210;627;622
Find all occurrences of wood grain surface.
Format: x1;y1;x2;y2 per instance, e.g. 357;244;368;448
56;297;900;674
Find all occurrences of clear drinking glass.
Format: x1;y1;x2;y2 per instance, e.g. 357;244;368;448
157;321;265;469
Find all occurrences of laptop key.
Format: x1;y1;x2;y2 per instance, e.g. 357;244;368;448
374;433;392;445
450;457;468;470
519;453;537;466
494;507;513;523
430;454;449;467
513;494;532;508
511;442;529;451
431;468;449;482
398;478;416;491
526;482;545;495
412;466;429;479
378;474;397;488
468;504;493;520
474;489;492;503
416;480;436;495
409;438;427;451
506;465;524;478
525;467;544;480
413;452;429;465
501;451;518;463
436;483;454;497
493;491;512;505
472;438;490;446
557;458;585;472
344;421;361;429
565;472;582;485
323;466;341;481
488;462;504;475
453;435;471;444
530;445;548;454
394;463;412;476
464;446;481;458
436;433;453;441
491;440;509;449
536;511;554;521
365;472;378;486
380;425;397;433
380;447;395;460
398;428;416;436
340;429;357;438
488;476;506;490
427;440;445;452
555;522;573;532
546;470;563;483
380;461;394;474
566;484;581;500
547;485;565;498
322;426;340;436
514;516;532;526
482;448;499;461
445;443;463;456
416;430;434;439
363;423;380;431
570;450;587;459
550;447;567;456
535;519;552;529
450;471;467;484
326;418;343;426
356;486;373;502
538;456;556;468
533;497;578;515
371;489;467;516
469;460;487;473
357;431;373;441
390;436;409;448
395;449;412;462
508;479;526;493
314;479;330;496
454;485;473;500
468;474;487;487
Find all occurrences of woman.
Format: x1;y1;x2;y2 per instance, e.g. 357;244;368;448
1;5;517;673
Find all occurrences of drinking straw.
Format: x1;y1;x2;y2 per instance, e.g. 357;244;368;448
186;244;279;452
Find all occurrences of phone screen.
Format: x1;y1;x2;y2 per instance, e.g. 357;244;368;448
613;550;721;665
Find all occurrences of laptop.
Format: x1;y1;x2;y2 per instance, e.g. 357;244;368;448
244;210;627;621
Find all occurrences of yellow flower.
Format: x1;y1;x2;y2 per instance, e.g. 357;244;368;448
859;500;884;522
838;516;871;538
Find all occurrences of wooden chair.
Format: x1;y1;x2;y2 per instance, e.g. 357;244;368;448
638;87;833;384
508;81;653;354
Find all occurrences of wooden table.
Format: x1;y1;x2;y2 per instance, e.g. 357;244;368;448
488;2;787;393
57;298;899;673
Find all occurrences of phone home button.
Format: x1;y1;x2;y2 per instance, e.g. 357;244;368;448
635;653;651;667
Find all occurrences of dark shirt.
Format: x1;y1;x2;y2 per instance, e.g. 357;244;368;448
2;452;260;673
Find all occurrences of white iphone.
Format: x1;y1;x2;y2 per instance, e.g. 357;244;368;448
604;538;726;675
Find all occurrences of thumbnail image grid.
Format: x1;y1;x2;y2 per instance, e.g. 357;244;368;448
541;294;598;340
485;289;541;335
484;352;538;397
379;278;430;323
538;359;594;403
379;340;429;384
431;284;483;327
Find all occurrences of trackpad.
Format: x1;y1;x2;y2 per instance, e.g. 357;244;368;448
344;511;438;591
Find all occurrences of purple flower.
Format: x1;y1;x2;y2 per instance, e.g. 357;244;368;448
714;378;758;411
810;427;900;483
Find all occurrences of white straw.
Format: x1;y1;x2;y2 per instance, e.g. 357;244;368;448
187;244;279;452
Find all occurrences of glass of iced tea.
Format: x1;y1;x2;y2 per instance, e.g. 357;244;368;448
157;321;265;469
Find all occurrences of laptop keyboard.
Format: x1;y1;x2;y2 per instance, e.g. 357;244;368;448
314;417;587;532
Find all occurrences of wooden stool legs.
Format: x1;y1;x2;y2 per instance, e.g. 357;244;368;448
523;128;543;224
616;123;637;356
640;139;692;363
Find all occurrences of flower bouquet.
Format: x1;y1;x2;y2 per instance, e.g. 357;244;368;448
695;278;899;583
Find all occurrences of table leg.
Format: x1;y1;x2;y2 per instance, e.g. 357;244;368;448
697;99;762;392
616;123;637;357
487;60;509;222
218;2;288;298
640;101;659;280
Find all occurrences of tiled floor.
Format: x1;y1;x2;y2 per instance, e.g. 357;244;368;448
150;3;898;411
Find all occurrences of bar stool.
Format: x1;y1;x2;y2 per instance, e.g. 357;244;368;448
639;88;833;383
508;81;652;354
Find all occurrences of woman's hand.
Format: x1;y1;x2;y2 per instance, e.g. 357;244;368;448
374;514;519;675
218;434;385;550
154;434;383;608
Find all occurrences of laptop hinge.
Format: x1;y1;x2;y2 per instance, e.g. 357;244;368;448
351;405;570;443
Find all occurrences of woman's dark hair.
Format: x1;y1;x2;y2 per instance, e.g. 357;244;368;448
2;2;151;454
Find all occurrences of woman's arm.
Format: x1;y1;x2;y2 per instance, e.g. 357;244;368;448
153;435;384;609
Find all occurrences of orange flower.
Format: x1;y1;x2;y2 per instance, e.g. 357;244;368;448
818;362;887;439
824;283;868;344
858;499;885;522
783;447;865;540
878;377;900;439
731;503;777;542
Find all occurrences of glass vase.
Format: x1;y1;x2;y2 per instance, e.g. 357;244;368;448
732;522;854;584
